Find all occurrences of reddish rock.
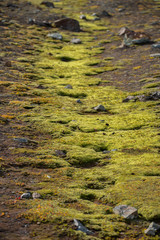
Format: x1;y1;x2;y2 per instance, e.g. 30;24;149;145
54;18;80;32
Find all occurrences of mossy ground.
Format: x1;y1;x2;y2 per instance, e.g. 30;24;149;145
0;0;160;239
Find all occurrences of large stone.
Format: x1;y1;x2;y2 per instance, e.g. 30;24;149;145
73;219;93;235
150;53;160;58
152;42;160;49
71;38;81;44
54;18;80;32
113;205;138;219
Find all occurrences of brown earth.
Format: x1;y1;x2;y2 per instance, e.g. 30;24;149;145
0;0;160;239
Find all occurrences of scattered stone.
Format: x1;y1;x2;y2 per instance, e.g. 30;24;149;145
152;42;160;49
55;150;66;157
113;205;138;219
4;61;12;67
71;38;81;44
73;219;93;235
40;1;55;8
118;27;151;47
47;32;63;40
122;95;136;102
145;222;160;236
150;53;160;58
77;99;82;103
80;15;87;20
20;192;32;199
13;137;29;143
37;222;41;225
118;8;125;12
65;84;73;89
54;18;81;32
93;17;100;21
32;192;41;199
28;18;52;27
103;150;110;154
94;105;106;111
100;10;112;17
92;13;98;17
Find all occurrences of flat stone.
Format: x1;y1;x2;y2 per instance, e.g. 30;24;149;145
113;205;138;219
71;38;81;44
55;18;80;32
32;192;41;199
94;105;106;111
73;219;93;235
149;222;160;231
13;137;29;143
47;33;63;40
150;53;160;58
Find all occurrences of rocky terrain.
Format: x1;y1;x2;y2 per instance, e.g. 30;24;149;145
0;0;160;239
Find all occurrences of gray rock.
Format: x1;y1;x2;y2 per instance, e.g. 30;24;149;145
47;33;63;40
55;18;80;32
13;138;29;143
94;105;106;111
150;53;160;58
20;192;32;199
32;192;41;199
40;1;55;8
145;222;160;236
73;219;93;235
152;42;160;49
71;38;81;44
113;205;138;219
28;18;52;27
65;84;73;89
132;38;151;44
77;99;82;103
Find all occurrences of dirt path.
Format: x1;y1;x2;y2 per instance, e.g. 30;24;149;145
0;0;160;239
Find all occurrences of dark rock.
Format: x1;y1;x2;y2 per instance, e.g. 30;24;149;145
113;205;138;219
94;105;106;111
32;192;41;199
73;219;93;235
54;18;80;32
123;92;160;102
145;222;160;236
47;32;63;40
5;61;12;67
20;192;32;199
71;38;81;44
40;1;55;8
55;150;66;157
7;3;19;8
100;10;112;17
65;84;73;89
